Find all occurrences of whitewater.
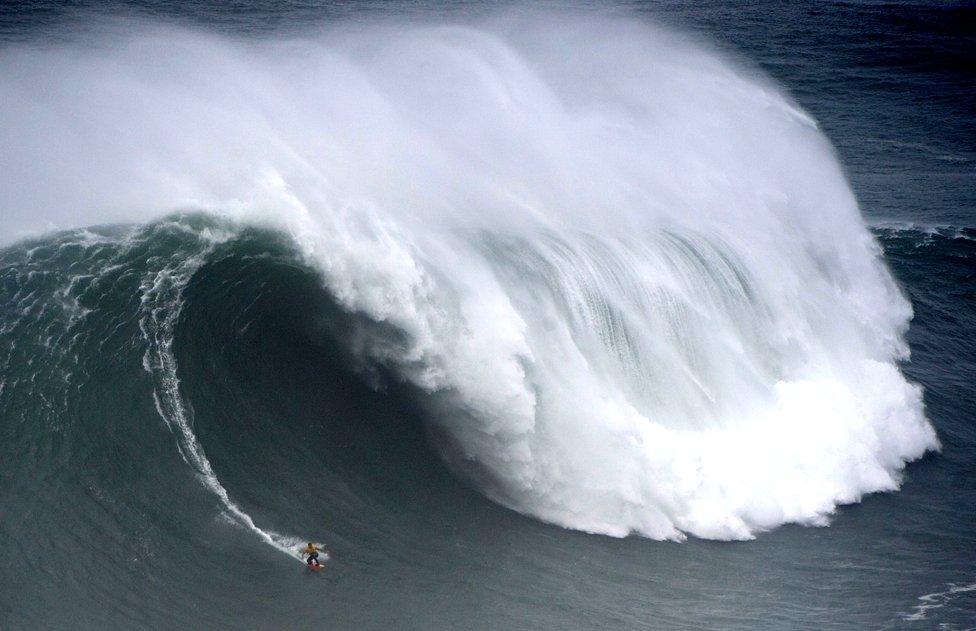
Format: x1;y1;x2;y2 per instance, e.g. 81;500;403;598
0;13;939;542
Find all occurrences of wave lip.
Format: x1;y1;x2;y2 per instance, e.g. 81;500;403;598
0;12;939;540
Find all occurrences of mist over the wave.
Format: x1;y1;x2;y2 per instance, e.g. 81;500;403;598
0;12;938;539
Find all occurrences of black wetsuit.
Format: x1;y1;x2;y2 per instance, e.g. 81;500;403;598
307;551;319;565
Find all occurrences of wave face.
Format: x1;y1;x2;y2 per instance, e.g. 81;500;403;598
0;14;938;540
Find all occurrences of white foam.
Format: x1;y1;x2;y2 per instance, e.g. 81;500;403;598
0;12;939;539
903;580;976;622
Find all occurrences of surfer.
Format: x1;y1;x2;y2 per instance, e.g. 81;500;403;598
301;542;324;567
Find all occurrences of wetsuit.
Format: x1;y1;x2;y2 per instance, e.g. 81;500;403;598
302;546;321;565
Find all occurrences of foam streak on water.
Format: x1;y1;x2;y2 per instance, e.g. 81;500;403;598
904;579;976;622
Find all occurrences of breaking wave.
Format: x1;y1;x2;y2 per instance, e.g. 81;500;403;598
0;12;938;540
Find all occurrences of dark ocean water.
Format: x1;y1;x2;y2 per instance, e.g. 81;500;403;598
1;2;974;630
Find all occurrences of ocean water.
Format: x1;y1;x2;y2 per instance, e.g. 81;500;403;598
1;1;974;629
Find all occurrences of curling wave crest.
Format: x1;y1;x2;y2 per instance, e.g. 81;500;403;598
0;13;939;539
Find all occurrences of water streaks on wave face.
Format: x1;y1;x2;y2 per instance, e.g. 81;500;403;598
136;221;306;560
0;218;304;561
0;13;938;540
